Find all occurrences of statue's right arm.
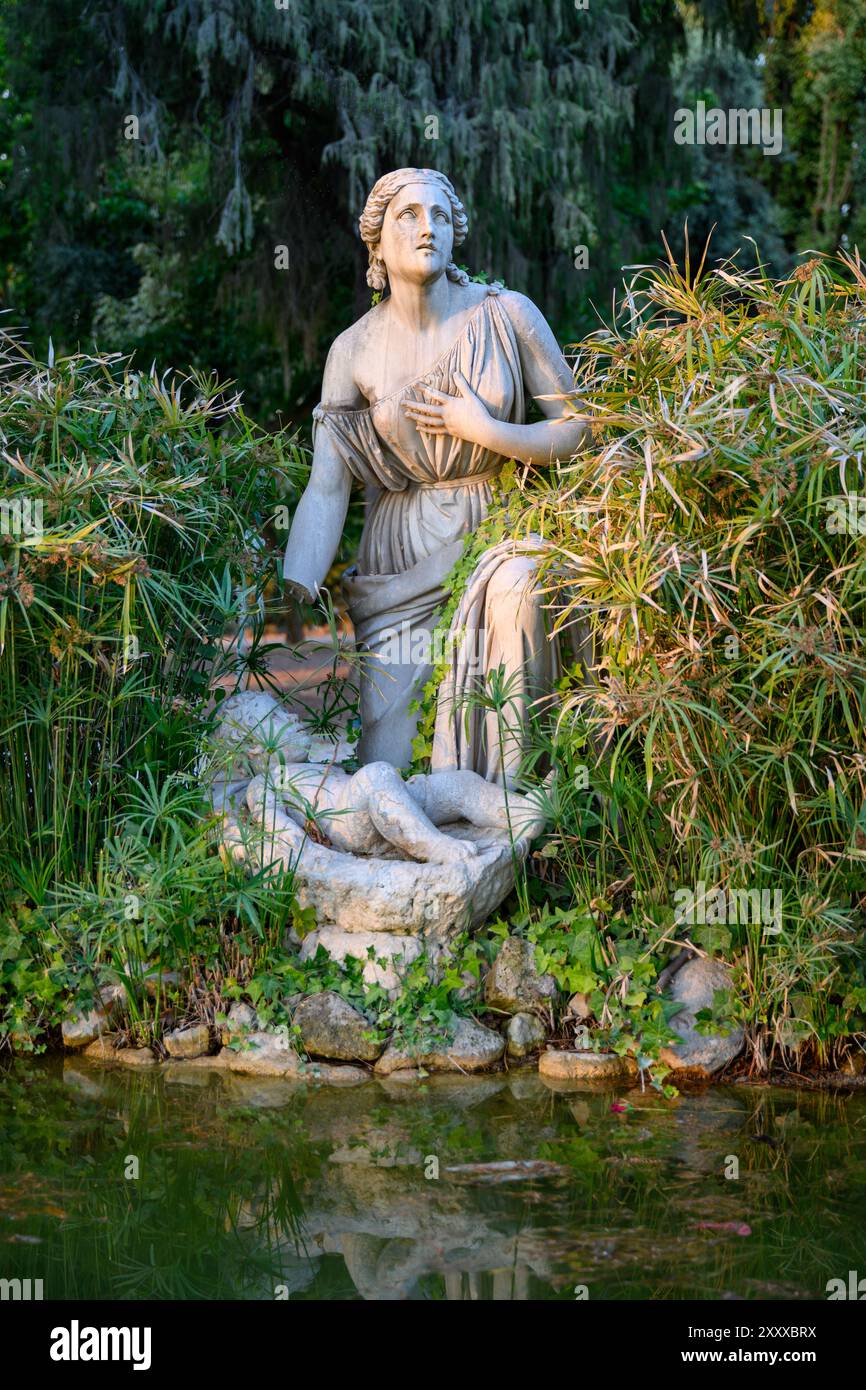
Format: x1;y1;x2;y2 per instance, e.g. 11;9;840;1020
282;335;360;604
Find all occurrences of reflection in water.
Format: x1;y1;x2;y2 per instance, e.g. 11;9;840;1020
1;1059;865;1300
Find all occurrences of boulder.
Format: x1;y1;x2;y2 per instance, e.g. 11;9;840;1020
304;1062;370;1087
62;1007;109;1049
99;982;128;1015
484;937;556;1014
505;1012;547;1059
375;1015;504;1076
224;1029;303;1078
659;956;744;1075
220;1000;259;1045
80;1037;187;1069
298;928;422;993
164;1023;210;1059
539;1049;638;1087
143;969;182;999
223;1029;369;1086
114;1047;160;1068
565;992;591;1021
81;1034;120;1061
293;992;383;1063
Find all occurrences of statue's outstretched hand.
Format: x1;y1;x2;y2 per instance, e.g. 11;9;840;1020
401;371;493;447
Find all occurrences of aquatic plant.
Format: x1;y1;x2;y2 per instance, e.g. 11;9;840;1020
0;335;308;1047
505;244;866;1071
0;333;306;890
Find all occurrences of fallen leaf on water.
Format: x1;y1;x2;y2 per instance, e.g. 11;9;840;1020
445;1160;569;1184
604;1155;664;1167
692;1221;752;1237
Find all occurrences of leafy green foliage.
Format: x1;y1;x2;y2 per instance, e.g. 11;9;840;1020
245;931;487;1059
0;335;308;1046
0;0;688;418
0;905;76;1052
0;332;306;890
502;245;866;1072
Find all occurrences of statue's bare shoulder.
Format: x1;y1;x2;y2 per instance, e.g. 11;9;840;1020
320;316;375;410
497;288;566;359
321;301;398;409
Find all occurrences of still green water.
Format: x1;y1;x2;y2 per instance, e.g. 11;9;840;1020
1;1058;864;1300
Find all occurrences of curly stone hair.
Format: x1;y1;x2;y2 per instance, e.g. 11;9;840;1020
359;168;470;291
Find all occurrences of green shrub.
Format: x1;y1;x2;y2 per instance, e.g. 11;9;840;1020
505;245;866;1071
0;336;309;1048
0;334;307;892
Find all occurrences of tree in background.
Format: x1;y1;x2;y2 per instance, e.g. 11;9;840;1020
666;11;788;272
763;0;866;253
0;0;863;423
1;0;685;418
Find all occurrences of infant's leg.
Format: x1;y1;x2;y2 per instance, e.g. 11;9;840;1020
407;770;546;841
353;762;477;863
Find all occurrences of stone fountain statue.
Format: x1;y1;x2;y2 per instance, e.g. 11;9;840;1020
213;691;548;988
219;170;594;992
282;167;592;785
215;693;546;863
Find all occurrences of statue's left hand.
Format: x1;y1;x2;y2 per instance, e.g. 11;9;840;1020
401;372;493;447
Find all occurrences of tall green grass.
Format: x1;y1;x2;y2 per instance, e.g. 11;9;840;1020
0;335;307;1046
0;334;305;888
506;246;866;1071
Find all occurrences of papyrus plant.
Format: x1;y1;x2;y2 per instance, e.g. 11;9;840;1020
0;333;306;894
512;244;866;1070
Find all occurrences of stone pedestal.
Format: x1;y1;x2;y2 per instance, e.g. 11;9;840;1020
223;811;529;989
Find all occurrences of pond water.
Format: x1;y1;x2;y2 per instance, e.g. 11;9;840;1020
1;1058;864;1301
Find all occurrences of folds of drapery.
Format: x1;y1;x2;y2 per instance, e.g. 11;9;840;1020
345;531;596;785
296;290;593;781
430;537;595;786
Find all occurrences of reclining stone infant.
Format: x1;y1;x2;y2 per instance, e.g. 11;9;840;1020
213;692;546;865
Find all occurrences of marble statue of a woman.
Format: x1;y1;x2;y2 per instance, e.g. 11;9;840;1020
283;168;590;784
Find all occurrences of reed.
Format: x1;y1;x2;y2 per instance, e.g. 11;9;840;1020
0;335;307;1045
506;245;866;1070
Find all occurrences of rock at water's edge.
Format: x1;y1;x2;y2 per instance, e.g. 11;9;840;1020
293;991;383;1063
62;1008;109;1049
659;957;744;1075
375;1016;504;1076
506;1012;547;1058
164;1022;210;1059
484;937;556;1015
220;1001;259;1046
539;1049;637;1087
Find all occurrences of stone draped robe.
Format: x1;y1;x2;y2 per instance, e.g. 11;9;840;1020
297;285;586;784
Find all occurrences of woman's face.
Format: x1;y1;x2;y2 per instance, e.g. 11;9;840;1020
377;181;454;287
